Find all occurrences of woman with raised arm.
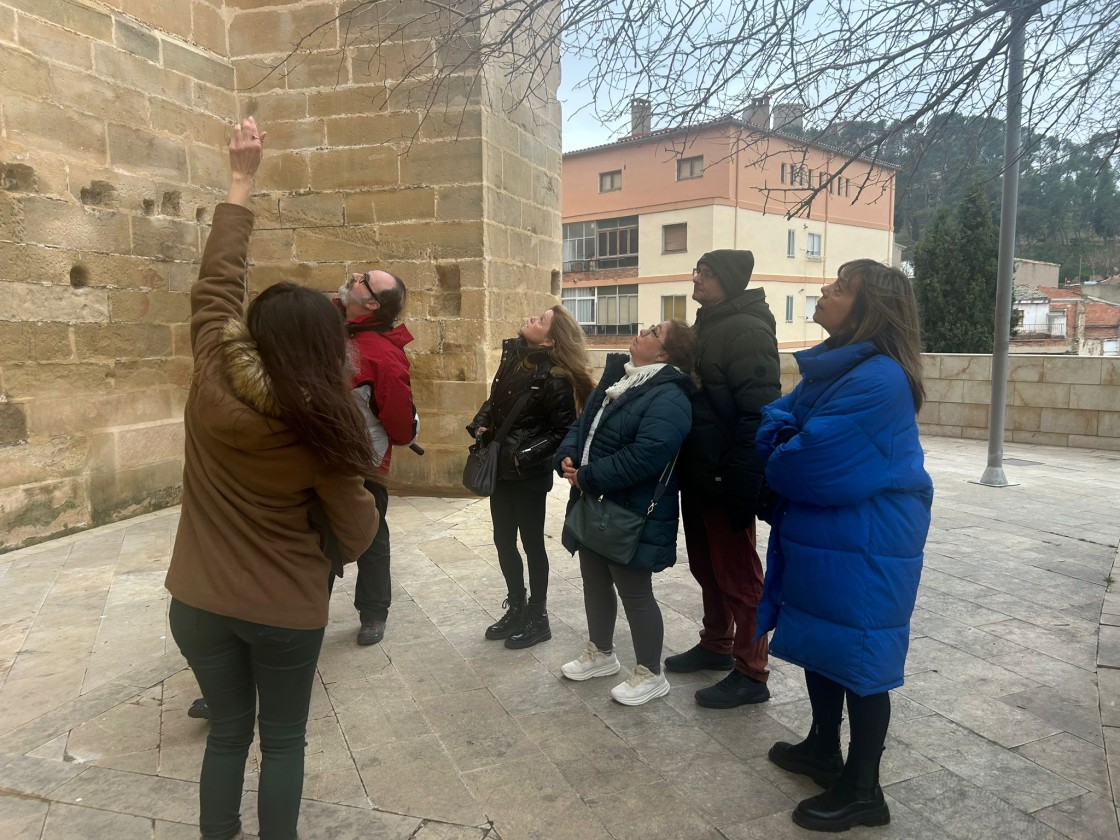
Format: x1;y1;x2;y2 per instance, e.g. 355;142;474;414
756;259;933;833
165;117;378;840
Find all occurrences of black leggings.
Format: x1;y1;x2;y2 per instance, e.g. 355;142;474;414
489;479;549;603
805;670;891;761
579;548;664;673
170;599;324;840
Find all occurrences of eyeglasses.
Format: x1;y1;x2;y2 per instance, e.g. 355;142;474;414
641;323;665;344
692;267;715;280
352;272;380;302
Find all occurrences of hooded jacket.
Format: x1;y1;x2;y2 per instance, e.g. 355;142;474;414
468;337;577;482
555;353;693;573
165;203;378;630
678;287;781;528
755;340;933;695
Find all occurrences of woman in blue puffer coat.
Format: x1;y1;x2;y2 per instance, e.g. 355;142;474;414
555;319;696;706
756;259;933;833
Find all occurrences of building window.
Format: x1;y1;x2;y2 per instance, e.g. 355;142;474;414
562;216;639;271
662;223;687;254
599;170;622;192
676;155;704;180
1048;311;1067;337
807;232;823;259
597;216;639;268
805;295;819;318
786;229;796;258
807;169;814;189
780;163;787;184
561;285;639;336
785;295;795;323
662;295;687;321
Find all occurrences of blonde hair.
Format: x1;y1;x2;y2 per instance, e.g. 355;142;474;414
544;304;595;410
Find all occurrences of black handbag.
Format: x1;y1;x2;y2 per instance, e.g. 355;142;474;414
462;390;532;496
564;452;679;565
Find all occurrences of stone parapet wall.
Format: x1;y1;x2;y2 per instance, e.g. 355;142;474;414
588;349;1120;451
0;0;233;549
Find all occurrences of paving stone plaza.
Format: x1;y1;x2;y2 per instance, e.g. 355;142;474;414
1;437;1118;839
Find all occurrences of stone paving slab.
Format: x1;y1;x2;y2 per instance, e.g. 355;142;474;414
0;437;1118;839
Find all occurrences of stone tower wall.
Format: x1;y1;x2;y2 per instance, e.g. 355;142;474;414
0;0;563;550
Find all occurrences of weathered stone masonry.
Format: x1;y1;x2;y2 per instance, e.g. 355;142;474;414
0;0;563;550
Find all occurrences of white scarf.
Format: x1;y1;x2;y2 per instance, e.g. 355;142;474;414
581;362;669;466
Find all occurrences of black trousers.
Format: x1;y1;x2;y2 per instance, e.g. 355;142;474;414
805;670;891;762
489;478;549;602
353;480;391;621
169;599;324;840
579;548;664;673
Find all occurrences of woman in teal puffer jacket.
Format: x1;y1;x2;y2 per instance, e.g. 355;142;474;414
756;259;933;833
555;319;696;706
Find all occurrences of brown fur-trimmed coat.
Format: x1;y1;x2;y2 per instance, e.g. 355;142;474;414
164;203;377;630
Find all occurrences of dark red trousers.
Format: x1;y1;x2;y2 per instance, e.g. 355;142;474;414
681;492;769;682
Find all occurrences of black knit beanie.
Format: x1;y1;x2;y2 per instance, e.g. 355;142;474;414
697;249;755;296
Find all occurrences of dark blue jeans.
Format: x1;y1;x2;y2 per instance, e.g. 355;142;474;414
169;598;324;840
353;479;391;622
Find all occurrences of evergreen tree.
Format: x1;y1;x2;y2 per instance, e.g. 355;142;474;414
913;183;999;352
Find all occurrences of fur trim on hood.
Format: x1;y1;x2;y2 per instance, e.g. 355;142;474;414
221;318;283;419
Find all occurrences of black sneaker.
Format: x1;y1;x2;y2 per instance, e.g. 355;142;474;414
664;643;734;673
187;698;211;720
357;618;386;646
694;669;770;708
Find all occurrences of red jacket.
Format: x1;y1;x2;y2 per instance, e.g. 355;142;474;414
346;313;416;475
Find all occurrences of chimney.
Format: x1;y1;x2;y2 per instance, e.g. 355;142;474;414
742;95;771;129
772;102;805;134
631;98;652;136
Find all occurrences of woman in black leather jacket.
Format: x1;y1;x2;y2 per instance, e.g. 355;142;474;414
468;305;594;648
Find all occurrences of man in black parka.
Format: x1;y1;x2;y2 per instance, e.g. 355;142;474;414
668;249;782;708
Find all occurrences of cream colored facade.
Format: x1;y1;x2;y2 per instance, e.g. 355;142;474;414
562;120;897;348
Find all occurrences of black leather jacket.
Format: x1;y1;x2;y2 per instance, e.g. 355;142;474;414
467;338;577;482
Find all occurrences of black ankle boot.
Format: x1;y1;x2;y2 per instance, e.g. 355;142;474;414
485;590;526;640
768;723;844;788
792;751;890;832
505;602;551;649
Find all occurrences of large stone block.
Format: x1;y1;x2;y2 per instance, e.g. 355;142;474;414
0;242;76;285
1069;383;1120;411
0;399;29;444
89;458;182;526
108;124;189;180
17;16;93;70
111;357;192;390
325;112;422;147
0;477;90;551
47;64;149;127
113;420;186;469
3;361;114;398
162;39;233;88
1039;407;1098;436
191;1;228;55
113;15;159;62
282;49;353;90
399;140;483;186
76;253;171;291
188;144;231;190
193;79;238;117
1043;356;1102;385
420;107;483;142
0;435;88;486
114;0;191;40
3;96;106;160
378;221;484;261
18;197;130;252
149;99;230;146
4;0;112;40
244;91;309;122
308;146;399;190
343;188;434;224
131;215;201;261
1009;380;1070;409
93;43;192;105
228;4;338;58
260;118;326;151
257;151;311;191
306;85;390;118
293;226;380;262
279;193;345;226
72;323;174;359
26;389;178;437
0;281;111;324
249;229;296;262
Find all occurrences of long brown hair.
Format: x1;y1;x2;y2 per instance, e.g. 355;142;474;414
835;259;926;412
661;318;699;386
545;304;595;410
246;282;377;475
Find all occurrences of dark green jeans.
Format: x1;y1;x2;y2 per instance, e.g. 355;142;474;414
170;598;324;840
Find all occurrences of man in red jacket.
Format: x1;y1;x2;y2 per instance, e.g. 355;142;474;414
337;270;418;645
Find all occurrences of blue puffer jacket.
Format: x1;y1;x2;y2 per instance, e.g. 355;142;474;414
555;354;693;573
755;340;933;696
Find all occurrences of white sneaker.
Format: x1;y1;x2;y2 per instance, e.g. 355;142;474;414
561;641;621;681
610;665;670;706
